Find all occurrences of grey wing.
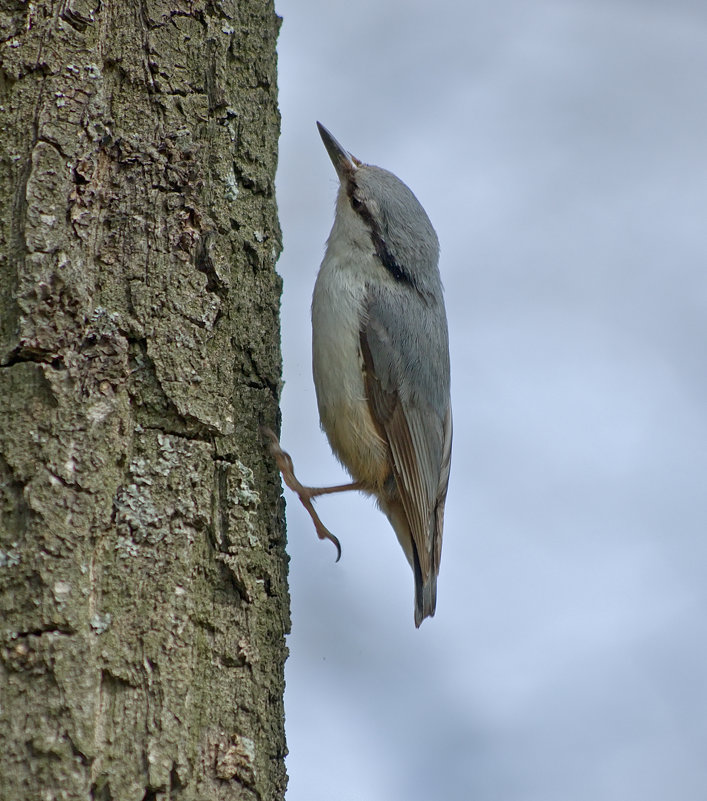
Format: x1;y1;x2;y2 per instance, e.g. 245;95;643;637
360;283;452;618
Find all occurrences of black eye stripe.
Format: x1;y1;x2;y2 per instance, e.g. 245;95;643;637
376;241;408;282
347;179;414;286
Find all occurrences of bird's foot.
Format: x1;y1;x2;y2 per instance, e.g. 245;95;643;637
261;426;343;561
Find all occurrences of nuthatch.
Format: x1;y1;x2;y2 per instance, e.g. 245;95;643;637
266;123;452;627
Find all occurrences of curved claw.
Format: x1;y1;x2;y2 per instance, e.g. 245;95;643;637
309;508;342;562
261;426;343;561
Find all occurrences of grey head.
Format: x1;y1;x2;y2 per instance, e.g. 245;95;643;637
317;122;441;299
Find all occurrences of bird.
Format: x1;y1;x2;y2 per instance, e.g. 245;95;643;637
265;122;452;627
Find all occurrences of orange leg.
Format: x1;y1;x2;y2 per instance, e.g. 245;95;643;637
261;427;364;562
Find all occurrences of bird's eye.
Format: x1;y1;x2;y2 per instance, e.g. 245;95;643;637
351;196;364;212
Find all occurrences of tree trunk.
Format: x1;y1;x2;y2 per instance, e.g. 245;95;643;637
0;1;288;799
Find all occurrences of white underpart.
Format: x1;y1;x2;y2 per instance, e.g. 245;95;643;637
311;189;387;485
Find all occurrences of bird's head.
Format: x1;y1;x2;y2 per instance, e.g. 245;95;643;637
317;122;440;294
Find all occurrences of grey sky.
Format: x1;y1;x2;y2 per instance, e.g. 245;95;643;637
274;2;707;799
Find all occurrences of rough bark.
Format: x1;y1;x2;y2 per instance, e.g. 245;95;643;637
0;1;288;799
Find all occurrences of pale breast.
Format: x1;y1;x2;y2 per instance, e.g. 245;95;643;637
311;250;389;490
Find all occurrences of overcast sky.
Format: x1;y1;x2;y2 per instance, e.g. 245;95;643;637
273;2;707;799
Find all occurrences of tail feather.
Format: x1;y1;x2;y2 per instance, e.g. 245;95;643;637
413;543;437;628
383;496;438;627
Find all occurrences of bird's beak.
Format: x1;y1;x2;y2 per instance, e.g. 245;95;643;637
317;122;360;182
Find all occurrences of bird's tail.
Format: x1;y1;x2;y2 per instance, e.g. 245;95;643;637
384;497;438;627
413;544;437;628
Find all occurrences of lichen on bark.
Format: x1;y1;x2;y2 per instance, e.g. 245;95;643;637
0;1;289;799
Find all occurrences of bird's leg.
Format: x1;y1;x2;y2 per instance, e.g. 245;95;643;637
261;427;364;562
